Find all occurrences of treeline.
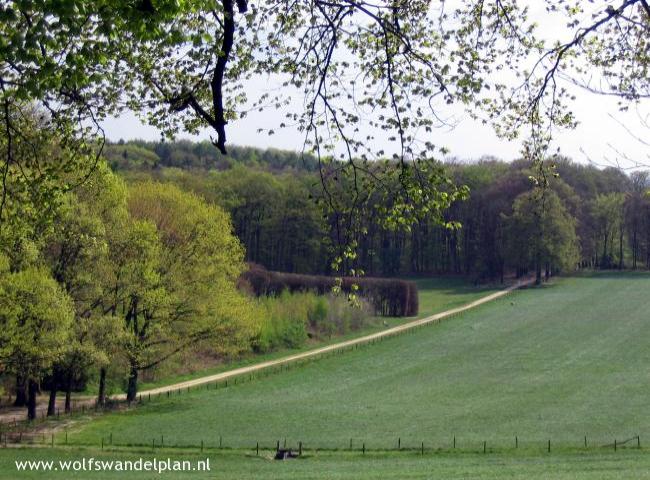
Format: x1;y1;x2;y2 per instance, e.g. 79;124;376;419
4;122;400;421
0;157;260;419
114;141;650;280
104;139;320;172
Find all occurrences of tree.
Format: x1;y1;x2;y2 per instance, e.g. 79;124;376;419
0;266;73;420
42;162;130;411
591;193;627;268
101;182;258;401
624;172;650;269
2;1;645;286
505;189;580;284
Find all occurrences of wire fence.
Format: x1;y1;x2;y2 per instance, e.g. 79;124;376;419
0;430;643;457
0;283;546;460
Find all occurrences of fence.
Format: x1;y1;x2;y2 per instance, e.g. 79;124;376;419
0;430;643;457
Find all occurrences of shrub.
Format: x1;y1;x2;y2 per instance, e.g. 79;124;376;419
252;291;371;352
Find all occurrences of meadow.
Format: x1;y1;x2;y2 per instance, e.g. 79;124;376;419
63;273;650;450
133;276;499;392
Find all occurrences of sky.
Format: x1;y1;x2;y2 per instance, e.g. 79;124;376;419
101;1;649;170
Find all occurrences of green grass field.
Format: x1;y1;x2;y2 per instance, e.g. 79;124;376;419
131;276;498;392
3;447;650;479
63;272;650;450
5;272;650;478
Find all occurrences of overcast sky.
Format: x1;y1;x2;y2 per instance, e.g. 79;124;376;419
101;2;649;170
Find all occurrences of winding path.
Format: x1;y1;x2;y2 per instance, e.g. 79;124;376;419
114;277;535;400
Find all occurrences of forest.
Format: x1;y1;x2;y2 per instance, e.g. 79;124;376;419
108;140;649;282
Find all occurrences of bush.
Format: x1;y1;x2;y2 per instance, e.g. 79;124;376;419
252;291;371;353
241;265;418;317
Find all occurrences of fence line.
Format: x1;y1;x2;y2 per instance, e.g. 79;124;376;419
0;432;642;456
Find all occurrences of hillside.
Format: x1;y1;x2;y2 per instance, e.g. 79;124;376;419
68;273;650;448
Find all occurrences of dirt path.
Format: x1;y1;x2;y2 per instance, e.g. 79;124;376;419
1;277;534;424
113;277;535;400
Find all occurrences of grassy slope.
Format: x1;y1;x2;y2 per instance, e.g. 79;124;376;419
3;448;650;480
66;272;650;449
132;277;498;391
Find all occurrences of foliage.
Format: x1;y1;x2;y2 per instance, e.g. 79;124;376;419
504;189;580;282
254;290;372;352
590;193;626;268
40;163;131;405
105;140;319;172
0;105;95;271
111;181;259;399
115;143;646;280
0;267;73;380
242;264;418;317
2;1;648;275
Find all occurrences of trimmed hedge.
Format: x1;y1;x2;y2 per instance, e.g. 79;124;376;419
240;264;418;317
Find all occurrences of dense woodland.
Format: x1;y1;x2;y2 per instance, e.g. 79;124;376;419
108;140;649;282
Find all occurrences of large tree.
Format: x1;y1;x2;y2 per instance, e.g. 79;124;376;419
0;266;73;420
505;189;580;284
43;163;129;412
101;182;258;401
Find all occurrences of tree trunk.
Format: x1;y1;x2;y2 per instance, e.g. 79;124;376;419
14;376;27;407
27;379;38;421
535;261;542;286
602;228;608;268
126;364;138;403
545;263;550;281
64;372;72;413
47;388;57;417
97;367;107;406
619;228;624;269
